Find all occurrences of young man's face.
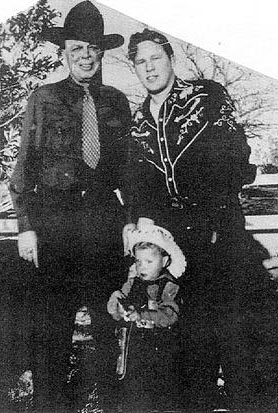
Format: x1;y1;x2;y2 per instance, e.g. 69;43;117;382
64;40;102;83
135;247;168;281
134;40;175;95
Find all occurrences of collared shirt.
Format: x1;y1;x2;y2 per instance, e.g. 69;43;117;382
127;77;256;220
10;76;131;232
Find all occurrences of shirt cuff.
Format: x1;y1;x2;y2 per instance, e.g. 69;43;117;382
17;215;33;233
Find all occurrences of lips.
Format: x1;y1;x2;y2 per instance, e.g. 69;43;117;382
146;75;158;82
80;64;94;70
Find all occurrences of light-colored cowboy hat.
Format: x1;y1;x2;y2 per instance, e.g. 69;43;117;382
42;1;124;50
123;218;187;278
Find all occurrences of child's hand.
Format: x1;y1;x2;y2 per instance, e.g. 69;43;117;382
117;302;127;318
107;290;126;320
113;290;125;300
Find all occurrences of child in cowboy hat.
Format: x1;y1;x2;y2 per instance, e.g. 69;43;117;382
108;218;186;413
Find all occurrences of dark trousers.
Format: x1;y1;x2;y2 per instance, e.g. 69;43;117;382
178;226;278;411
0;241;34;410
28;202;126;412
120;326;181;413
30;282;80;412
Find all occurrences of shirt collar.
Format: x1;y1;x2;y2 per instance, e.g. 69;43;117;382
141;76;179;120
60;76;101;107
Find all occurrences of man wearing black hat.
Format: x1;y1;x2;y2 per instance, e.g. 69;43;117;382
10;1;130;411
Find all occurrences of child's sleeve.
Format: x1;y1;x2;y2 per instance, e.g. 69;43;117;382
107;290;125;320
107;276;134;320
139;281;180;328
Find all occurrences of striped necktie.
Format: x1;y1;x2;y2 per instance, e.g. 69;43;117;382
82;86;100;169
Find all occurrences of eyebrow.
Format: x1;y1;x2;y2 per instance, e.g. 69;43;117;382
68;43;99;48
135;52;162;61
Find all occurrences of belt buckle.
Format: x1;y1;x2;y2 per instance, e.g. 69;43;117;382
136;319;155;329
170;197;184;209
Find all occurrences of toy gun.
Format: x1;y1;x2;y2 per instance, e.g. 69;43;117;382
117;296;134;312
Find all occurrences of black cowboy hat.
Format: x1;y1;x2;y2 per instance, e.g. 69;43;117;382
42;0;124;50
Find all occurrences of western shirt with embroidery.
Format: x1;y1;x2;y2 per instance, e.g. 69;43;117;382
128;78;256;219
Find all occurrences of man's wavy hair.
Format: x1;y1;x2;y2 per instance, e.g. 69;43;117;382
128;28;174;63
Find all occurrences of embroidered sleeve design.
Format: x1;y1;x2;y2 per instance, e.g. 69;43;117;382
213;102;237;132
212;85;238;132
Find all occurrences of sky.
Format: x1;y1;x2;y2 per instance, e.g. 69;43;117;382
0;0;277;80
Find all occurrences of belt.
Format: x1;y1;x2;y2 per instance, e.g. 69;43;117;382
136;319;155;329
167;196;198;210
134;324;179;341
166;196;228;212
37;186;88;196
36;187;91;209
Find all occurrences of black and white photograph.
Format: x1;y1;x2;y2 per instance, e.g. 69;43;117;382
0;1;278;412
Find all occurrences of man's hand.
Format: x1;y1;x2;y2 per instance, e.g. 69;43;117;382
263;256;278;281
18;230;38;268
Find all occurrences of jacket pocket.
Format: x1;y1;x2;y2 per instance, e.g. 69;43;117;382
41;157;76;190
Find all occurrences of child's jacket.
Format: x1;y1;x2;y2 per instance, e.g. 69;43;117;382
108;268;180;328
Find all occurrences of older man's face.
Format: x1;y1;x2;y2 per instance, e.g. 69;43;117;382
64;40;102;83
134;40;175;95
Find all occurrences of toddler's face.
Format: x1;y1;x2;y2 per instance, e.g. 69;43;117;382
135;247;167;281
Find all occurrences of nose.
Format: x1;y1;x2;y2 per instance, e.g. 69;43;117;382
137;261;145;271
81;46;91;59
146;59;155;72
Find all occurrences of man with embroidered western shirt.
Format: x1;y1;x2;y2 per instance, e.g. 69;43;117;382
9;2;130;411
126;28;278;411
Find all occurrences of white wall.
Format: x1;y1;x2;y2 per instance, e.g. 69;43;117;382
0;0;277;79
